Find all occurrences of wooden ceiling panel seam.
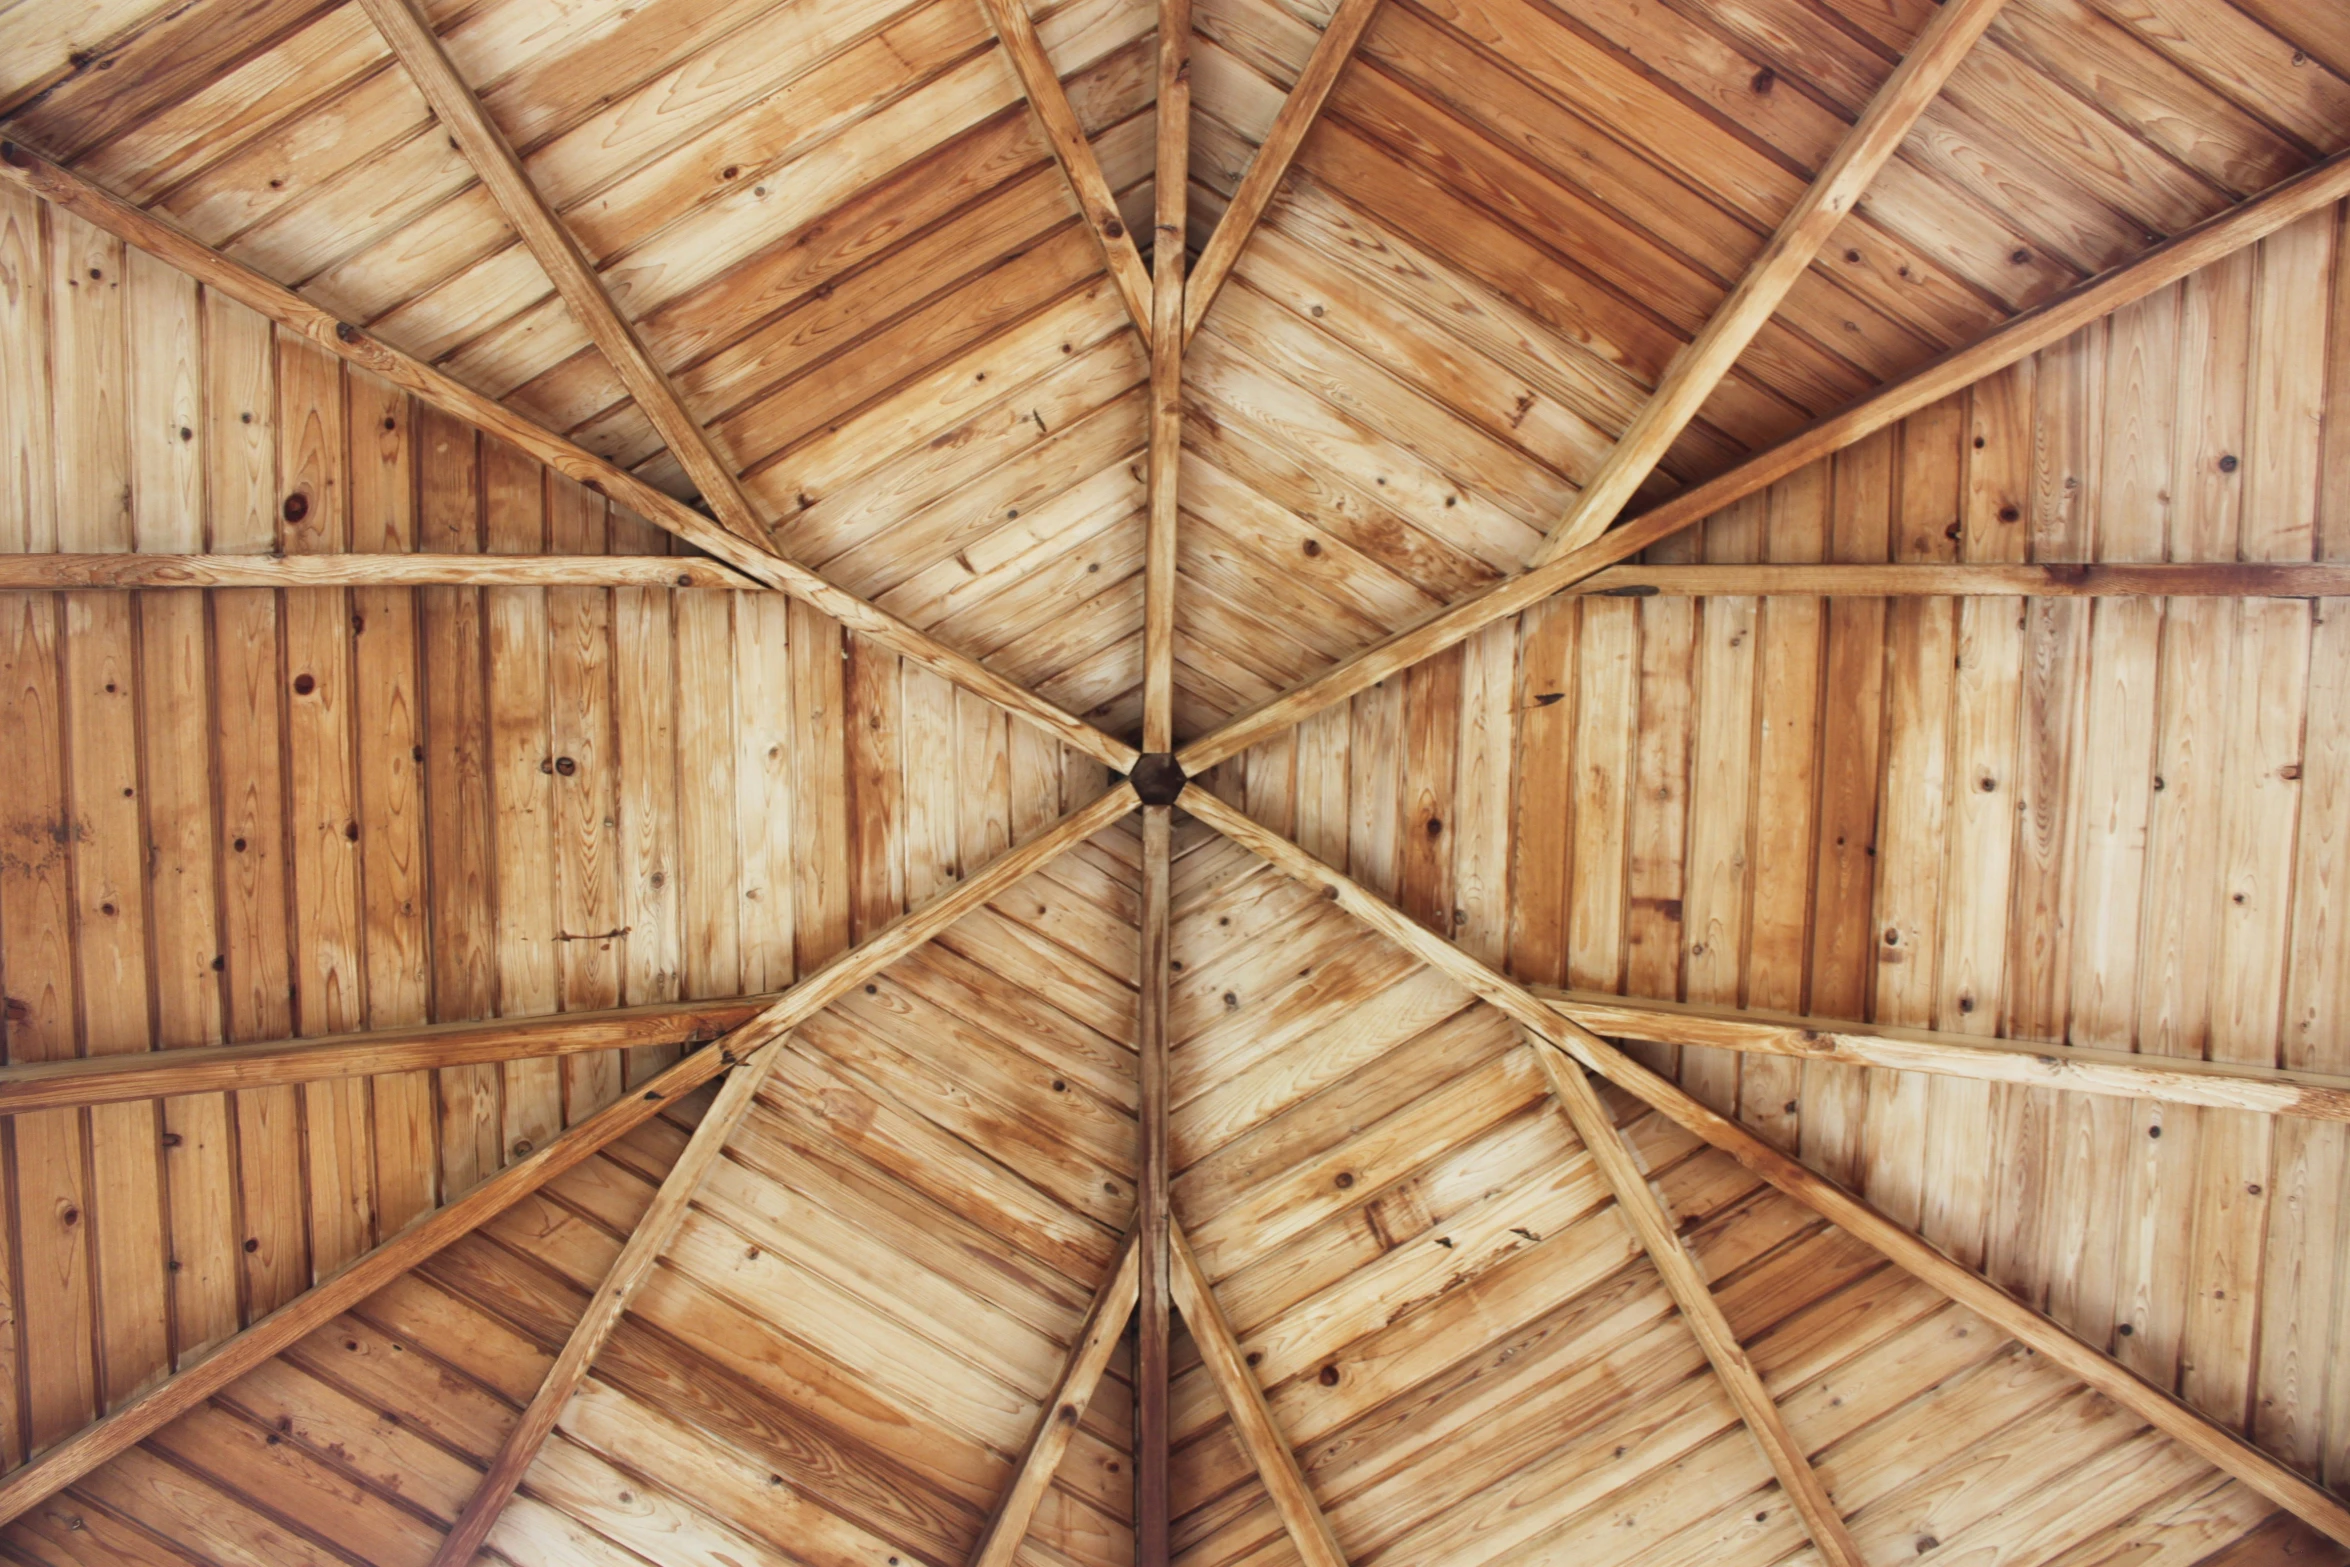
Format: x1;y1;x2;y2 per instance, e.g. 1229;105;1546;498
0;140;1143;771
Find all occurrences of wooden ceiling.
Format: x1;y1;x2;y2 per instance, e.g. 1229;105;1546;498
0;0;2347;1562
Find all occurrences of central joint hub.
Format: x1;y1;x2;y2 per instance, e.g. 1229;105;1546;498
1129;752;1186;806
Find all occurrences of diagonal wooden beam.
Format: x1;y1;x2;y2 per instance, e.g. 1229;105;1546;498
0;785;1136;1529
977;0;1154;340
355;0;768;549
1531;0;2010;565
1528;1040;1862;1567
1173;145;2350;778
0;140;1140;774
1181;0;1381;344
0;553;761;589
1169;1219;1349;1567
1536;988;2350;1122
1179;784;2350;1549
432;1040;789;1565
970;1231;1141;1567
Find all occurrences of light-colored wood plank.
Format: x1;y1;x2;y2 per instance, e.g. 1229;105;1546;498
0;553;756;587
354;0;769;547
428;1040;788;1566
968;1232;1139;1567
1175;146;2350;777
1179;782;2350;1549
1531;0;2013;563
1532;1041;1864;1567
1169;1219;1348;1567
0;141;1138;771
0;783;1134;1527
974;0;1153;339
1183;0;1382;342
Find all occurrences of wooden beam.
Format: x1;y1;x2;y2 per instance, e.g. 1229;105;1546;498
1180;785;2350;1550
1181;0;1381;343
1576;562;2350;599
0;140;1141;774
969;1233;1141;1567
1531;0;2009;564
0;785;1135;1528
354;0;768;548
0;996;773;1115
432;1041;788;1565
1536;989;2350;1122
1174;145;2350;777
1142;0;1189;755
1529;1043;1862;1567
1137;805;1174;1566
1168;1220;1348;1567
976;0;1154;340
0;552;758;590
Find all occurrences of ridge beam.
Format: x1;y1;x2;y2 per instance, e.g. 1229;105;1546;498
0;141;1139;773
1181;0;1380;343
969;1234;1142;1567
357;0;769;549
1530;1041;1862;1567
978;0;1154;340
431;1040;790;1566
1531;0;2011;564
1169;1219;1349;1567
1179;783;2350;1550
1171;144;2350;779
0;786;1137;1529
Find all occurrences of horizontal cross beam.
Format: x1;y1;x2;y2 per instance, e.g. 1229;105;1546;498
0;552;759;590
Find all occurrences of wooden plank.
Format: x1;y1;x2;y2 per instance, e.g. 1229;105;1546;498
1174;147;2350;777
0;554;757;587
1183;0;1382;342
1168;1220;1348;1567
974;0;1152;339
1529;1043;1864;1567
0;783;1134;1527
0;995;779;1113
0;141;1138;772
968;1232;1139;1567
428;1042;788;1567
354;0;772;547
1139;803;1172;1567
1561;562;2350;596
1178;782;2350;1549
1521;988;2350;1122
1531;0;2012;563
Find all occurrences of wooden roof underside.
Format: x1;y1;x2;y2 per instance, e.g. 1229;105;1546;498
0;0;2347;1562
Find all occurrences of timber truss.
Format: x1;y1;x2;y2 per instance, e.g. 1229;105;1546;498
2;0;2350;1561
